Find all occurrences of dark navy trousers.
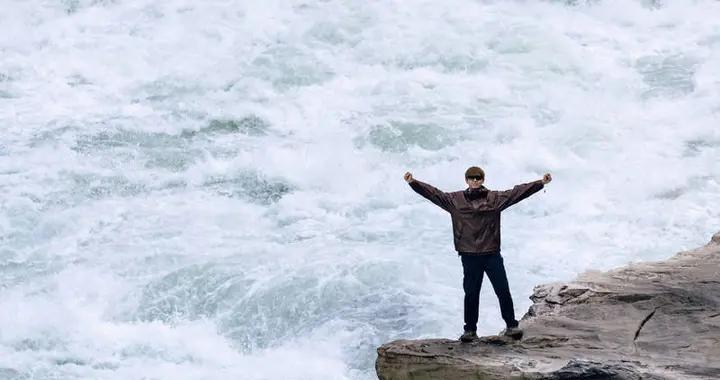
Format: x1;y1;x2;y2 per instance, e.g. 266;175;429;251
460;253;519;332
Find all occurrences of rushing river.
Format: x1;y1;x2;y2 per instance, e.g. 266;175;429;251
1;1;719;379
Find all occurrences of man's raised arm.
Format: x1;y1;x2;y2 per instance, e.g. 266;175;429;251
497;173;552;211
404;172;454;213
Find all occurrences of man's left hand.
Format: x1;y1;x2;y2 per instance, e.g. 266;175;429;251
542;173;552;185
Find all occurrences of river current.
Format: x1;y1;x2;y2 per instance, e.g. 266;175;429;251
1;1;719;379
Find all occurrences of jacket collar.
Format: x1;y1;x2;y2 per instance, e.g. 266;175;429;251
464;186;489;200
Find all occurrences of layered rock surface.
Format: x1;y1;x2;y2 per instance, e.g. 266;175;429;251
376;232;720;380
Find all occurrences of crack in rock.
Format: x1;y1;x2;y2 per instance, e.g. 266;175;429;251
634;306;661;341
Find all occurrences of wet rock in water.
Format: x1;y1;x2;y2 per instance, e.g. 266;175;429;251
376;231;720;380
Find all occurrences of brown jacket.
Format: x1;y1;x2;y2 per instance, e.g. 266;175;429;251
408;179;544;255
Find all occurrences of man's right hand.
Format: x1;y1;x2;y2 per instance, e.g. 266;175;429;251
404;172;414;183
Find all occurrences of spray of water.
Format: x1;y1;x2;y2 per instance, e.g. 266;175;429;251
1;1;719;379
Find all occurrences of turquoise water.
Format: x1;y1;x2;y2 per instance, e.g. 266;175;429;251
1;1;719;379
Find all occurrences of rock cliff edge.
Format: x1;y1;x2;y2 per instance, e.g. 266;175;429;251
376;231;720;380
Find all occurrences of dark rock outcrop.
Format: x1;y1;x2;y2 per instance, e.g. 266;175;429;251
376;231;720;379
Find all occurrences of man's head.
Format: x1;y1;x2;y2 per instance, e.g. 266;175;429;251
465;166;485;189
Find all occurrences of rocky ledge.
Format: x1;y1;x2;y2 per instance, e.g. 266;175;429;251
376;231;720;380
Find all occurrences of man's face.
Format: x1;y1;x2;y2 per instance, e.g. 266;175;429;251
465;176;484;189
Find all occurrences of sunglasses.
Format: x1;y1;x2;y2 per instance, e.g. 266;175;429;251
466;176;483;181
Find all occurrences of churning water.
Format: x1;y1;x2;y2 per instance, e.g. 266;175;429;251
1;0;719;379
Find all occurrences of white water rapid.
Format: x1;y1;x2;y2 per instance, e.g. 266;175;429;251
1;1;719;379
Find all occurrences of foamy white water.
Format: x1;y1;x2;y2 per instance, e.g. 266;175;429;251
1;0;719;379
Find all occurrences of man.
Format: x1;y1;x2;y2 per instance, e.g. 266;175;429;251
404;166;552;342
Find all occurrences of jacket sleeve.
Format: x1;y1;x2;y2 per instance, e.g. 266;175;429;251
408;179;454;213
496;180;544;211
